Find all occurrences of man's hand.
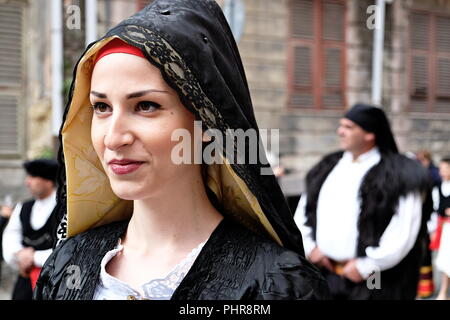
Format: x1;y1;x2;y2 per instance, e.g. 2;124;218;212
16;247;35;278
309;247;334;272
343;259;364;283
0;205;13;219
445;208;450;217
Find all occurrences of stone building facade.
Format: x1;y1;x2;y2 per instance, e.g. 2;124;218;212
0;0;449;203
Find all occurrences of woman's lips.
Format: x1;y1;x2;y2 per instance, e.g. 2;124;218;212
109;162;144;175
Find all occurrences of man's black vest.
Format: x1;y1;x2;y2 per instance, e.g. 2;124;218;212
20;199;56;251
303;151;431;299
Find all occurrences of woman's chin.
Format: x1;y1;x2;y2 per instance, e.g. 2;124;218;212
110;184;145;201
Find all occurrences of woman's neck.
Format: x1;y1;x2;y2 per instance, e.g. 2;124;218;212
123;174;223;255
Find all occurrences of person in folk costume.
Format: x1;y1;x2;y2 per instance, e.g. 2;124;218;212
433;157;450;300
416;150;442;188
2;159;59;300
294;103;431;300
415;184;435;299
414;151;439;299
33;0;330;300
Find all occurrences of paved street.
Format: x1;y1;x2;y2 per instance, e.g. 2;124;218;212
0;263;15;300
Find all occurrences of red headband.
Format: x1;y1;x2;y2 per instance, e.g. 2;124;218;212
94;38;146;65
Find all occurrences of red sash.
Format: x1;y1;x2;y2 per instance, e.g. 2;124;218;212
430;216;450;251
30;267;42;290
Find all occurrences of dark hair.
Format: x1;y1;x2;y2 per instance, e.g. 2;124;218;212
416;150;432;161
440;157;450;165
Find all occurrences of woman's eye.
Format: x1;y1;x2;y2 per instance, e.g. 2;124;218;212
92;102;112;114
136;101;161;113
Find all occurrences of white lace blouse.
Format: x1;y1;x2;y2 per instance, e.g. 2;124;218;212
93;240;206;300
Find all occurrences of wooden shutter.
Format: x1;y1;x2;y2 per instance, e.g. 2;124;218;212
292;0;314;39
410;55;429;111
409;12;430;112
292;46;314;107
0;96;19;153
323;47;343;108
290;0;315;108
322;1;344;41
322;1;345;109
435;16;450;113
289;0;345;110
0;1;23;154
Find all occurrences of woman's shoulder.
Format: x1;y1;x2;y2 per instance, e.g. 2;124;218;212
47;220;127;259
206;218;330;299
216;217;312;264
33;220;128;300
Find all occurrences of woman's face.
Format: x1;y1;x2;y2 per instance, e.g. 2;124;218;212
90;52;197;200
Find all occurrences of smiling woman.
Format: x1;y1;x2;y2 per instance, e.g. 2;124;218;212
33;0;330;300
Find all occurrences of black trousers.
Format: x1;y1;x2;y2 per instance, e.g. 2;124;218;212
12;275;32;300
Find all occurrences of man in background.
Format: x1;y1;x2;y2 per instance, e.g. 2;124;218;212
2;159;58;300
294;103;430;299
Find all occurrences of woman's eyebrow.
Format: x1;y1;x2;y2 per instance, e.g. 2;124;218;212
90;89;170;99
126;89;169;99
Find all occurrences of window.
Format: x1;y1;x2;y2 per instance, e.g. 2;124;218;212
0;1;24;156
288;0;346;110
409;11;450;113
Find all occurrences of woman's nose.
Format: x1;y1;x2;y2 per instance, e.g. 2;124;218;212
103;112;134;150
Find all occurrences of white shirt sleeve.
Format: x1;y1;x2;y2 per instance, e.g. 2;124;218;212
2;202;24;270
426;187;440;234
293;194;316;258
356;192;422;279
432;186;440;212
33;249;53;267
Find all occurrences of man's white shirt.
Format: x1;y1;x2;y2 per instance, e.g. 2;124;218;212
294;147;422;279
2;190;56;269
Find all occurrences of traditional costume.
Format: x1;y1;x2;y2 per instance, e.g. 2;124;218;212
2;159;59;300
434;180;450;277
294;104;430;299
33;0;330;300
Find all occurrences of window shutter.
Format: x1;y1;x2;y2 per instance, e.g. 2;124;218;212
436;16;450;113
435;57;450;112
292;45;314;108
410;56;429;111
0;2;22;85
289;0;345;110
409;12;430;112
290;0;315;108
322;1;345;109
436;16;450;53
410;12;429;50
322;1;344;41
0;1;23;154
323;47;343;108
0;95;19;153
292;0;314;39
